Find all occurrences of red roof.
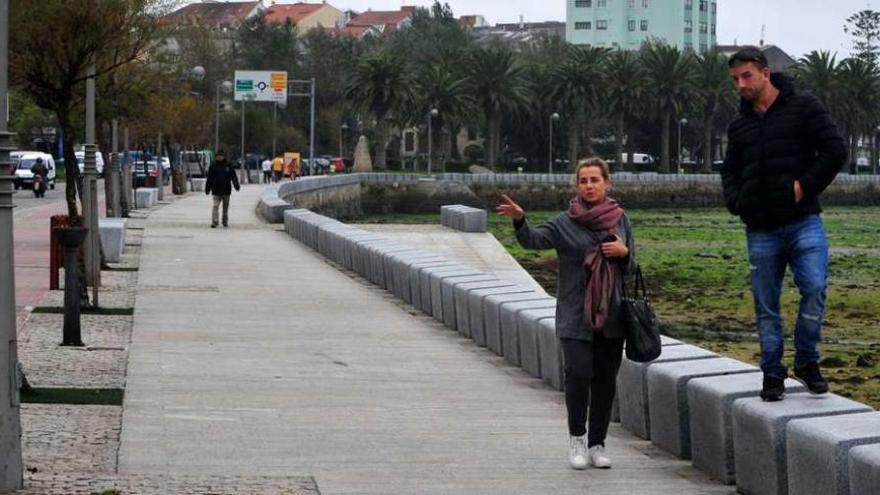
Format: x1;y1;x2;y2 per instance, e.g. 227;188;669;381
347;6;415;29
165;1;261;28
264;3;323;24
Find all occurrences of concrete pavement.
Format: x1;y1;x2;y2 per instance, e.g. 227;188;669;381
119;184;734;494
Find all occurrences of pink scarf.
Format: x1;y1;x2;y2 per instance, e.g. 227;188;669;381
567;196;624;332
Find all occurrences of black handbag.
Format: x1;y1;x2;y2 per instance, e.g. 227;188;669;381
621;266;662;362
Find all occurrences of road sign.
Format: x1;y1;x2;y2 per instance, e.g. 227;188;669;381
233;71;288;102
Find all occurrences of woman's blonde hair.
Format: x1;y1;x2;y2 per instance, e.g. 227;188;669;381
573;157;611;184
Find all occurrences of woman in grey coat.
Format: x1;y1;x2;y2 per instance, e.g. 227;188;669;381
496;157;637;470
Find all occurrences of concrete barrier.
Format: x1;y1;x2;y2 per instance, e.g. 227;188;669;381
135;187;158;208
786;412;880;495
849;443;880;495
440;274;499;330
732;394;872;495
516;310;556;378
190;178;206;192
688;373;806;484
611;335;686;423
390;254;447;302
646;358;760;459
453;280;520;338
98;218;127;263
617;344;718;440
408;261;458;309
536;318;563;391
483;292;554;356
259;186;295;222
499;299;556;367
430;270;487;323
466;286;535;347
419;265;470;315
440;204;487;233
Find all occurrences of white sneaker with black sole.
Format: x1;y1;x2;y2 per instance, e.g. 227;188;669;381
588;445;612;468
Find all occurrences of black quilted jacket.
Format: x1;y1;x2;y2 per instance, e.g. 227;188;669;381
721;73;846;229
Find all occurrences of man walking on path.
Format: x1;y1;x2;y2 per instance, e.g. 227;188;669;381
722;47;846;402
205;150;240;228
261;157;272;184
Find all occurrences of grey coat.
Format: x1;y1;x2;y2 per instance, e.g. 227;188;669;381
515;212;637;341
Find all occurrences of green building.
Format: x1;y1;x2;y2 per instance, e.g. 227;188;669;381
566;0;717;52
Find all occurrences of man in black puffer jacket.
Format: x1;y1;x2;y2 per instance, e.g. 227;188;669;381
205;150;240;228
722;47;846;402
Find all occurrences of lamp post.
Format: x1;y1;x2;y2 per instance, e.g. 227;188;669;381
874;125;880;175
677;117;688;173
0;0;23;488
215;80;232;153
427;108;438;175
548;112;560;174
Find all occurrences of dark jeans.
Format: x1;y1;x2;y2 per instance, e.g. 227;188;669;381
746;214;828;379
561;333;624;446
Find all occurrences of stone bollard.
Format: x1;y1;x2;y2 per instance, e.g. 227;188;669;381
57;227;88;346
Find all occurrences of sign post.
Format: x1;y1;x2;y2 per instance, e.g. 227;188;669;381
234;71;288;183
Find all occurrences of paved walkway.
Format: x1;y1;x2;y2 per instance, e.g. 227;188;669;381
119;185;733;494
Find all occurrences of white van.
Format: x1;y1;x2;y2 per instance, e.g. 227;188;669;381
75;149;105;176
620;152;655;165
12;151;56;190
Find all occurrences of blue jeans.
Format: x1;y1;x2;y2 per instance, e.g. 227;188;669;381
746;214;828;379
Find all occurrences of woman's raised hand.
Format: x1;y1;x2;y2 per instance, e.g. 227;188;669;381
495;194;525;221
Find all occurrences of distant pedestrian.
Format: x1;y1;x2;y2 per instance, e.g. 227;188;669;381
722;47;846;401
496;157;636;470
272;155;283;183
261;157;272;184
205;150;240;228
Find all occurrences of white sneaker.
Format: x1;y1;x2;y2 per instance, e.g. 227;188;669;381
569;435;588;470
588;445;612;468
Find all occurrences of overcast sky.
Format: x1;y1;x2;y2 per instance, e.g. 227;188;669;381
257;0;875;59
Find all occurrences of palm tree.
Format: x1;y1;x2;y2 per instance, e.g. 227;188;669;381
411;58;476;171
641;42;697;173
835;57;880;173
344;52;413;168
604;49;647;171
547;45;609;166
794;51;841;122
468;46;532;170
693;50;736;172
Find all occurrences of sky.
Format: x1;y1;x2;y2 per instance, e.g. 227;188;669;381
209;0;877;59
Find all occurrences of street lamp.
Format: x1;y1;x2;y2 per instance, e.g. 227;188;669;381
427;108;438;175
677;117;688;173
272;98;287;158
548;112;560;174
215;80;232;153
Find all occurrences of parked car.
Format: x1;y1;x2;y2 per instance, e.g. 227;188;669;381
74;147;105;176
12;151;56;190
179;150;213;178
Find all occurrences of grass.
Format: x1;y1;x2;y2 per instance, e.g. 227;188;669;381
21;388;124;406
354;206;880;409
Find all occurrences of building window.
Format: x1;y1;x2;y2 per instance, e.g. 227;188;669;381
642;0;648;7
684;41;693;52
700;43;708;52
575;0;591;7
684;20;692;32
628;19;636;31
640;20;648;31
699;0;707;11
711;23;716;34
404;132;415;153
685;0;693;8
700;21;707;33
575;21;591;30
597;19;608;30
629;0;635;7
711;2;716;13
597;0;607;6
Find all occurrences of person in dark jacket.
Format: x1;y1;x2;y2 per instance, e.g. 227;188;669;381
496;157;637;471
205;150;240;228
722;47;846;402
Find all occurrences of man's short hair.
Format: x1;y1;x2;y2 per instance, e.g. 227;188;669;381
728;47;769;69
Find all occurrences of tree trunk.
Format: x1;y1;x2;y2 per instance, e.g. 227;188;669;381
581;110;594;157
58;114;81;225
659;112;671;173
486;111;501;171
702;114;714;173
567;124;579;170
614;113;625;172
375;118;387;169
850;134;859;174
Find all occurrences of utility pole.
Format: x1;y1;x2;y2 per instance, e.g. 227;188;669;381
0;0;24;489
